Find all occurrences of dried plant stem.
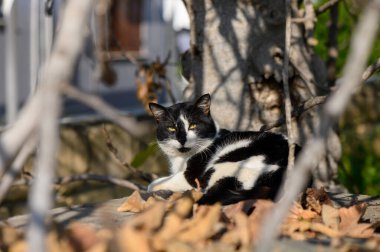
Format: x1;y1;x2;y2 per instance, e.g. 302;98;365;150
256;1;380;251
26;1;93;252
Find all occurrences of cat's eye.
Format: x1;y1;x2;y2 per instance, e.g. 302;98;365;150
167;127;176;132
189;124;197;130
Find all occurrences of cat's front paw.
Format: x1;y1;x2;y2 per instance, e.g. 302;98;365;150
147;177;169;192
147;173;193;192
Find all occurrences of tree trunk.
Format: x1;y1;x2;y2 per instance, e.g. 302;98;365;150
184;0;343;191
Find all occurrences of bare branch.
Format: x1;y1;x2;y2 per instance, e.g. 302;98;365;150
26;1;93;251
60;84;153;140
0;98;39;174
283;0;296;170
362;57;380;81
56;174;143;191
261;57;380;132
261;96;327;132
12;173;143;191
0;136;36;204
316;0;342;15
256;1;380;251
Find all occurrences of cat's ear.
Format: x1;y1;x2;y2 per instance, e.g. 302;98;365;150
149;103;167;122
195;94;211;115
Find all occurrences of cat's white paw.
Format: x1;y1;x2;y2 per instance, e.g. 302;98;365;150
147;173;193;192
147;177;170;192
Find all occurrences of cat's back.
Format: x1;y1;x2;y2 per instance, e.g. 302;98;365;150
210;130;290;167
197;130;294;204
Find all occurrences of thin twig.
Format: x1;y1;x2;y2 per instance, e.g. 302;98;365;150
316;0;342;15
261;56;380;132
57;174;143;191
102;125;157;183
283;0;296;170
261;96;327;132
26;1;93;252
362;57;380;81
11;173;143;191
60;83;153;140
256;1;380;251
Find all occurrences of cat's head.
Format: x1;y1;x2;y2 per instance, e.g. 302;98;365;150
149;94;218;157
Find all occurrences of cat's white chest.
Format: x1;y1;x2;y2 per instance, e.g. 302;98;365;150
169;156;189;174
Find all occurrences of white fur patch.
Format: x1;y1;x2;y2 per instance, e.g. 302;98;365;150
169;156;189;174
158;140;181;157
148;171;193;192
206;155;279;190
206;139;252;170
179;114;189;133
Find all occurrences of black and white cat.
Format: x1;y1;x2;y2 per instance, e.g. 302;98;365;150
148;94;300;205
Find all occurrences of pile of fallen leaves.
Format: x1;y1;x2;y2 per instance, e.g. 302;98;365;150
1;188;380;252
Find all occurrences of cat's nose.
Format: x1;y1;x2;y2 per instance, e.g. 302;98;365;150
177;132;187;146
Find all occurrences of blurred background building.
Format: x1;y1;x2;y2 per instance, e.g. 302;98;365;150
0;0;190;125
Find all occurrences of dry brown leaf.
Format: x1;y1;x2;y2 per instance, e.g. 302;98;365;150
152;213;184;250
174;196;195;218
321;204;340;230
191;189;204;202
118;225;151;252
339;203;366;231
223;201;246;222
283;219;312;236
0;225;20;246
177;204;222;242
145;196;158;208
302;187;332;214
221;212;250;247
338;203;374;238
223;200;255;222
117;191;146;213
286;231;308;241
309;222;341;238
248;200;274;239
47;231;66;252
167;191;185;202
128;201;167;232
166;241;193;252
66;223;102;252
9;240;27;252
287;202;318;221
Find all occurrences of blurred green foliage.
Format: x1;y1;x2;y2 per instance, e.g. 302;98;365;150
131;142;158;168
314;0;380;73
314;1;380;196
339;125;380;195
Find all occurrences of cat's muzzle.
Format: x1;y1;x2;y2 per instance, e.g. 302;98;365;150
178;147;191;153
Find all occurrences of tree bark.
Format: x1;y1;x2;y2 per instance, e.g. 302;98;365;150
184;0;342;190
